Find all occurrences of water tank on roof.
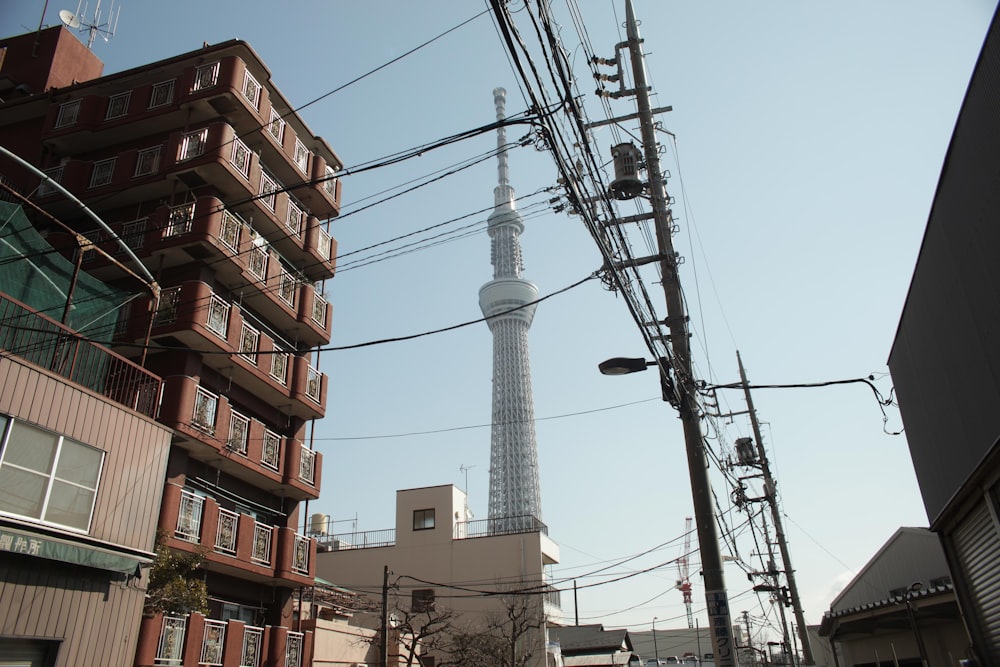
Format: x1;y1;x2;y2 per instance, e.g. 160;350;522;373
310;513;329;535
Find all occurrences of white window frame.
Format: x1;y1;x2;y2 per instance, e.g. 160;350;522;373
0;416;105;533
268;108;285;143
269;345;288;385
55;100;81;128
192;62;220;92
230;138;252;178
89;158;116;188
134;145;161;177
227;410;250;456
179;128;209;161
149;80;175;108
258;171;277;211
285;200;303;237
239;321;260;365
293;139;309;173
277;268;296;307
105;91;131;120
219;210;242;253
192;387;218;434
242;71;261;109
260;431;281;471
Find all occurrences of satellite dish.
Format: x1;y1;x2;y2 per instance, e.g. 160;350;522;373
59;9;82;29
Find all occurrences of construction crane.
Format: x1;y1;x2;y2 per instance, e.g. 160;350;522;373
677;517;694;629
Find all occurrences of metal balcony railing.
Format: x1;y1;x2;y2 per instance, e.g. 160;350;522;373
155;615;187;665
251;522;273;565
285;631;304;667
321;528;396;551
0;293;161;417
292;533;310;575
299;446;315;485
215;508;239;554
455;515;548;539
200;619;226;666
242;625;264;667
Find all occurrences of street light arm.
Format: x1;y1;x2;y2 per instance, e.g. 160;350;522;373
598;356;655;375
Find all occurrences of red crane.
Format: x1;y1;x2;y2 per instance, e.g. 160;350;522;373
677;516;694;629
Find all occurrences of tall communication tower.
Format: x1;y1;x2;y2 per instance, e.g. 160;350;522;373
677;516;694;629
479;87;543;523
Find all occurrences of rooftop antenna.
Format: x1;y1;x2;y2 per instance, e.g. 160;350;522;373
59;0;120;50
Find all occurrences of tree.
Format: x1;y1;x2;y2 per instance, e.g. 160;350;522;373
144;531;209;616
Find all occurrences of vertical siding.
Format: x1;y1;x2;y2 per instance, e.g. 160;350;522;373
0;356;172;551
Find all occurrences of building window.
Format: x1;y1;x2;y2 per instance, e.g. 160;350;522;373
149;80;175;108
242;71;261;108
134;146;161;177
293;139;310;173
206;294;230;338
89;158;116;188
105;91;131;120
55;100;81;128
411;589;435;613
239;322;259;364
0;415;104;532
164;203;195;237
413;508;435;531
192;62;220;91
227;411;250;456
179;128;209;161
258;171;277;211
268;108;285;143
153;287;181;325
192;387;218;434
230;138;252;178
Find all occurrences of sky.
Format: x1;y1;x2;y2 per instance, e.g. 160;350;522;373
5;0;997;646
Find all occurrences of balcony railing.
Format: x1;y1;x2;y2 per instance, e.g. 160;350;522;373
455;515;548;539
317;227;332;261
200;619;226;666
321;528;396;551
305;365;322;403
292;533;310;575
299;447;316;485
242;625;264;667
155;615;187;665
176;490;204;542
251;522;273;565
215;508;239;554
285;631;304;667
0;293;161;417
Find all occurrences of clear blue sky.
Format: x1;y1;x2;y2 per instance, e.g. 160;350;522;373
5;0;996;642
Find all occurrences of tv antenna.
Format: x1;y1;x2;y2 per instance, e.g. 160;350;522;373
59;0;121;50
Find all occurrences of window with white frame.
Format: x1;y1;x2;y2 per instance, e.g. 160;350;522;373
192;387;218;433
285;200;303;237
219;210;242;253
105;91;131;120
206;294;230;338
230;138;252;178
227;411;250;456
154;287;181;324
164;203;195;237
90;158;116;188
242;71;261;108
179;128;209;161
0;415;104;532
134;146;161;177
149;80;175;108
239;322;259;364
192;62;220;92
293;139;309;173
121;218;147;250
269;345;288;385
258;171;277;211
55;100;81;128
277;267;296;306
268;108;285;143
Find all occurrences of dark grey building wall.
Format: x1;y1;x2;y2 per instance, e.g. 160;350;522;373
888;11;1000;523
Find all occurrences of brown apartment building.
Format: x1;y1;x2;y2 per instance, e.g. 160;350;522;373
0;24;342;667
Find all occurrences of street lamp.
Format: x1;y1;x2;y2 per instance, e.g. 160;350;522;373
600;354;735;666
652;617;660;664
903;582;930;667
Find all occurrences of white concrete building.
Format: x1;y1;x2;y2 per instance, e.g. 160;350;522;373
315;484;561;667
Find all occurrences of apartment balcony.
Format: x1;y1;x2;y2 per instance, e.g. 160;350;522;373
135;611;312;667
126;280;327;421
0;291;160;417
162;485;316;587
156;375;322;501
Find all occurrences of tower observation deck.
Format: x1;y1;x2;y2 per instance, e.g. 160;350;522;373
479;87;543;523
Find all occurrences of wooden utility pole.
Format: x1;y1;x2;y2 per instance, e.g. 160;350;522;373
738;351;814;665
381;565;390;667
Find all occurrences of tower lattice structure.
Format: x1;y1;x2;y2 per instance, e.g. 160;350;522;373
479;87;542;522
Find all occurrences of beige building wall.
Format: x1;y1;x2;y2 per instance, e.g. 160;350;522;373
316;485;560;667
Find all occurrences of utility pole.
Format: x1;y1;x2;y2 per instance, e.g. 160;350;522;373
738;351;814;665
617;1;737;663
381;565;390;667
743;611;757;667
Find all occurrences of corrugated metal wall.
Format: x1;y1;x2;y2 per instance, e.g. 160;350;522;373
948;499;1000;664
